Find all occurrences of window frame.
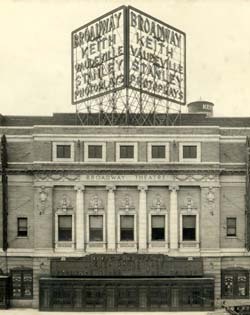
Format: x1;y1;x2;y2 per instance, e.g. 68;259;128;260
148;142;169;162
179;211;200;249
55;212;75;250
150;215;166;242
179;142;201;163
11;268;33;300
182;215;197;241
226;217;237;237
221;269;249;299
58;215;73;242
84;142;106;162
86;213;106;245
53;142;74;162
120;215;135;241
116;142;138;162
17;217;28;238
118;214;136;243
88;215;104;242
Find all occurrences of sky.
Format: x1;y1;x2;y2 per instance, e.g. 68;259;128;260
1;0;250;117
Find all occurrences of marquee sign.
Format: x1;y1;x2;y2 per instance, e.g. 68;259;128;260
51;254;202;277
72;6;186;105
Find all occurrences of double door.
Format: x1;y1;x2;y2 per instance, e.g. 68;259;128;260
40;277;214;312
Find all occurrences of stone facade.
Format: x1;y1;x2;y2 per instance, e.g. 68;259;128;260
0;115;250;310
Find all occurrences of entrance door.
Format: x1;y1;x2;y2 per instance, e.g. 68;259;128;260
148;286;169;310
171;288;179;309
116;286;138;310
84;286;105;310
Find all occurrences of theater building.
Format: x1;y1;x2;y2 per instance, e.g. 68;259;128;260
0;101;250;312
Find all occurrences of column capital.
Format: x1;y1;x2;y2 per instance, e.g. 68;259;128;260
169;184;179;192
138;185;148;191
106;185;116;192
74;184;85;191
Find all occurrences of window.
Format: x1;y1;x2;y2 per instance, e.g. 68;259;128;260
179;142;201;162
182;215;196;241
116;142;137;162
84;142;106;162
17;218;28;237
151;215;165;241
120;215;134;241
56;145;71;159
148;143;169;162
53;142;74;162
183;145;197;159
120;145;134;159
222;270;249;298
89;215;103;242
227;217;237;237
58;215;72;241
151;145;165;159
11;269;33;299
88;145;102;159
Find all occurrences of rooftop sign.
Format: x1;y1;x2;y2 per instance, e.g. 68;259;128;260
72;6;186;105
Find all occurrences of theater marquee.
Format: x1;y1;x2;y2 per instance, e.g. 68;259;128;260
72;6;186;105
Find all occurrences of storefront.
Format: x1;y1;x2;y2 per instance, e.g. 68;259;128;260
39;254;214;312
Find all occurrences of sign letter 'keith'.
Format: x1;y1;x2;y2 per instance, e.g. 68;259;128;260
72;6;186;105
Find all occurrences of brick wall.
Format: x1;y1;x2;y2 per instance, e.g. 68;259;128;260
34;187;53;248
8;142;33;162
5;137;245;165
32;257;50;308
8;185;34;248
138;142;147;162
220;143;246;163
200;187;220;249
106;142;115;162
203;257;221;307
33;141;52;162
202;142;220;162
220;185;245;248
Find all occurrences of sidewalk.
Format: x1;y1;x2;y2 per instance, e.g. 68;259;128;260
0;309;228;315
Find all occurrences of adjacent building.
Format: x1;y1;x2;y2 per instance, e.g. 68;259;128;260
0;101;250;311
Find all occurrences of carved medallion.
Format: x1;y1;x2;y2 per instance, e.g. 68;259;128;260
57;195;73;212
88;195;104;212
37;186;49;215
120;194;135;212
151;194;166;212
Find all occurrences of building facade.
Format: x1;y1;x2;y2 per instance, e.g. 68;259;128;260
0;105;250;311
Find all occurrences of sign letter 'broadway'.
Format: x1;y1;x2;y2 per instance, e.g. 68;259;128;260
72;6;186;105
